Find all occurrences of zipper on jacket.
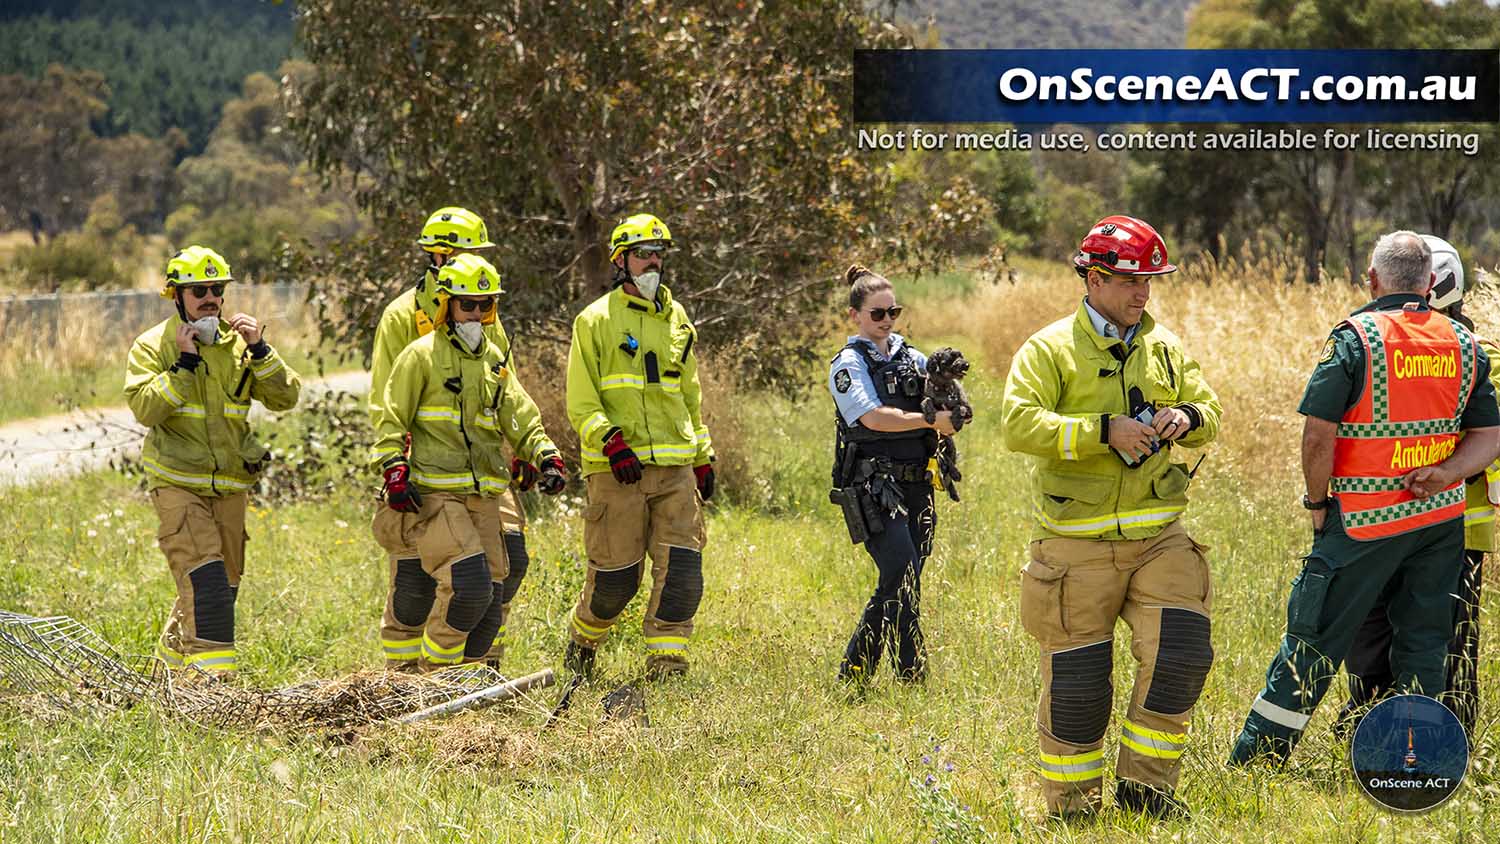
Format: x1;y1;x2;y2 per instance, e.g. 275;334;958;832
454;363;480;494
200;361;220;495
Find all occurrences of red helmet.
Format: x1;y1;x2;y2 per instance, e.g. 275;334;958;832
1073;215;1177;278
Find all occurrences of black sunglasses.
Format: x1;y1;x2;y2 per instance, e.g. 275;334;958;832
630;246;666;259
454;298;495;313
868;305;903;321
185;284;226;298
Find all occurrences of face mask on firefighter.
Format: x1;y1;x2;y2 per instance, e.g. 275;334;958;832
453;320;484;352
189;315;219;345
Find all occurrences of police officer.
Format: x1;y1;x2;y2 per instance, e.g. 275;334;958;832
1334;234;1499;740
370;254;564;672
125;246;303;678
1229;231;1500;766
369;207;564;670
828;264;957;685
1002;216;1222;819
562;213;714;681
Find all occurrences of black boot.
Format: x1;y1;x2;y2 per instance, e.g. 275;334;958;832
1115;779;1189;820
564;641;596;681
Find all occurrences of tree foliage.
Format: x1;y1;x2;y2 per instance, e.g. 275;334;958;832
0;65;177;235
1136;0;1500;282
169;62;364;282
0;0;294;152
287;0;946;380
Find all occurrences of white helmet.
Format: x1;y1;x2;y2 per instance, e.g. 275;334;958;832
1422;234;1464;311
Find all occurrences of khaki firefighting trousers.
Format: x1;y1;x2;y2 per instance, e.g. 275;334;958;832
570;465;706;674
151;486;248;675
372;491;508;671
373;489;525;668
1019;520;1214;814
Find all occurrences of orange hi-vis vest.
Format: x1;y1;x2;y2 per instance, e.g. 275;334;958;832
1331;305;1478;540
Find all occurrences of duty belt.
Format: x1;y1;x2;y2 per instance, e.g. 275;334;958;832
868;459;927;484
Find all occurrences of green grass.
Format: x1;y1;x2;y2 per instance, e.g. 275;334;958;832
1;327;1498;842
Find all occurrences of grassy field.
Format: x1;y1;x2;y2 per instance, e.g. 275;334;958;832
0;287;350;425
1;262;1497;842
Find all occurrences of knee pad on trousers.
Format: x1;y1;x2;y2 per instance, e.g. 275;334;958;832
589;562;642;621
445;553;493;632
656;546;704;623
501;531;529;604
392;557;437;627
188;560;235;643
1144;608;1214;715
1050;640;1113;744
464;582;504;659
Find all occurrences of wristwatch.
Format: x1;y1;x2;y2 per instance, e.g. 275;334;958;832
1302;494;1331;511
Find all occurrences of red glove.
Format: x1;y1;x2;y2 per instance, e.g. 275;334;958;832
694;462;716;501
511;457;540;492
382;461;422;513
538;455;568;495
603;430;643;484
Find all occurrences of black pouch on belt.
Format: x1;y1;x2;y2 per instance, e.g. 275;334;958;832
829;487;871;544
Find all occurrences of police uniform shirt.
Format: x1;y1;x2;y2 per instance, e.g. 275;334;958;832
829;334;929;425
1299;292;1500;427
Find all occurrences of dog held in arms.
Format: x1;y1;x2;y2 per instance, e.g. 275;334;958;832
921;347;972;502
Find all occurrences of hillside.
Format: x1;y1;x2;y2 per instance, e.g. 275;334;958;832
904;0;1197;48
0;0;295;152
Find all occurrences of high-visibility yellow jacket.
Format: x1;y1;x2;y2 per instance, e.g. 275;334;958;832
125;316;302;495
1464;336;1500;551
566;284;712;476
371;326;557;496
368;272;516;425
1003;302;1222;540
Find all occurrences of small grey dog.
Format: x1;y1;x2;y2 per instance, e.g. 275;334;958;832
922;347;972;501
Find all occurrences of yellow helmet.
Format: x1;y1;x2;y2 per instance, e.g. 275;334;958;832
160;245;233;298
609;213;672;262
417;207;495;254
430;253;503;327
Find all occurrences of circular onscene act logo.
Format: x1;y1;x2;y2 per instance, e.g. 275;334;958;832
1350;694;1468;813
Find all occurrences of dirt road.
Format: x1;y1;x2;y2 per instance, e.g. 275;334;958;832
0;370;370;487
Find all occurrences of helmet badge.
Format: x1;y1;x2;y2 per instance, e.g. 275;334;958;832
1151;245;1163;266
440;213;452;222
205;263;218;278
478;277;491;290
651;225;663;238
1100;223;1117;236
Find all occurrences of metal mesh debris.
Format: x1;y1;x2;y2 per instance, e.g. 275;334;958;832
0;610;540;730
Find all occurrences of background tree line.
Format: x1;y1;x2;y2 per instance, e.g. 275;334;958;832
2;0;1497;336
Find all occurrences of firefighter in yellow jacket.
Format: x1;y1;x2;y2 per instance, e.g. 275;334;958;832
125;246;303;677
371;254;563;671
1002;216;1222;820
369;207;564;670
563;213;714;681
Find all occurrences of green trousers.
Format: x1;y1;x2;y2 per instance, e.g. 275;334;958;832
1228;502;1462;765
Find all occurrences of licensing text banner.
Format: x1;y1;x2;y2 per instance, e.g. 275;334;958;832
852;50;1499;123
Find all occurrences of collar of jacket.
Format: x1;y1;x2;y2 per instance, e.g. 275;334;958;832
613;283;674;316
1353;292;1427;315
1071;300;1154;354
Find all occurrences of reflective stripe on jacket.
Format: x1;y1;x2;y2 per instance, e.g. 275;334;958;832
371;328;557;494
566;284;712;476
1002;302;1222;540
1332;309;1475;540
124;316;302;495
